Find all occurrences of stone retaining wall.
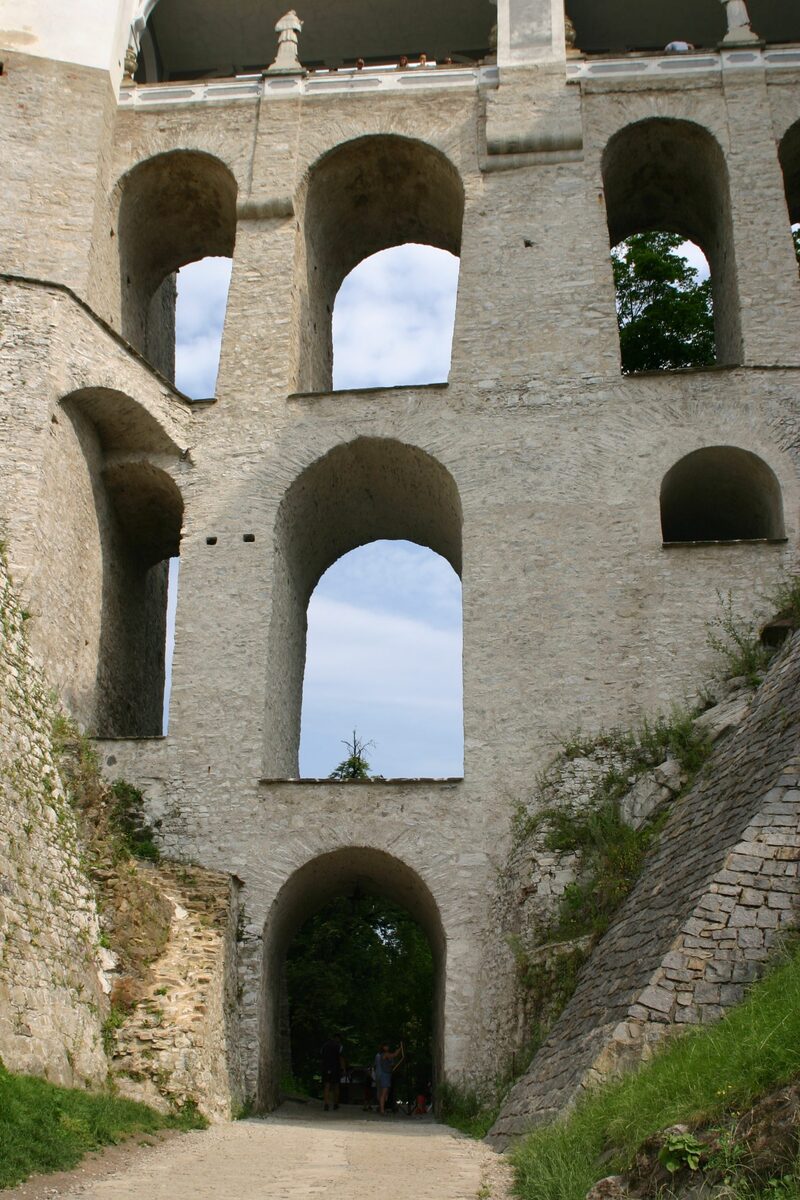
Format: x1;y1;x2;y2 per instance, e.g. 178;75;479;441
109;863;243;1120
0;554;107;1086
490;633;800;1144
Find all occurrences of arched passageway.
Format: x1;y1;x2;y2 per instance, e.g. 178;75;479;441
258;848;446;1112
660;446;785;543
294;135;464;393
603;118;741;367
263;437;463;778
56;390;184;734
117;150;237;376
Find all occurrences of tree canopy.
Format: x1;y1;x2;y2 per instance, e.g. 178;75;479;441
612;232;715;374
329;730;373;780
285;891;434;1098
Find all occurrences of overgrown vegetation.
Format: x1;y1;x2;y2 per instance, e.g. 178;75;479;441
439;1033;543;1141
520;708;712;942
512;940;800;1200
0;1059;206;1188
706;576;800;689
52;713;171;1016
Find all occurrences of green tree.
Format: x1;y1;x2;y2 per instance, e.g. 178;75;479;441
329;729;373;780
285;891;434;1098
612;232;715;373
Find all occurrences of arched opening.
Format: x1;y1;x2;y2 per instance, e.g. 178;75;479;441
117;151;237;377
174;256;233;399
295;135;464;393
332;245;460;391
299;540;463;778
264;438;462;778
778;121;800;273
259;847;445;1112
611;233;714;373
603;118;741;369
59;392;184;735
660;446;785;544
95;461;184;735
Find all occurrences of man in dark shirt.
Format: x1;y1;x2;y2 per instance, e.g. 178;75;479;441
321;1034;345;1111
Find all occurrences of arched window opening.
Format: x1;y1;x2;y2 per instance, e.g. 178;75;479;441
163;556;180;733
660;447;785;544
98;461;184;736
611;234;714;373
603;118;740;370
55;390;185;736
265;438;463;778
175;256;233;399
259;847;445;1112
285;891;434;1105
296;135;464;393
117;151;237;377
332;245;460;391
778;121;800;272
299;540;463;778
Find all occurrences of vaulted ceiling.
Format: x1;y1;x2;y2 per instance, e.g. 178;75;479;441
141;0;800;81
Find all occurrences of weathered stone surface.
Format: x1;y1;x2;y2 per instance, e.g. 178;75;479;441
490;634;800;1143
2;22;800;1114
0;557;107;1086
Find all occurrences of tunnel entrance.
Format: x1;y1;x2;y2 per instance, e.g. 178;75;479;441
285;890;434;1109
258;848;445;1112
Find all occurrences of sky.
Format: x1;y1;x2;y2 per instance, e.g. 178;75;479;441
171;237;709;776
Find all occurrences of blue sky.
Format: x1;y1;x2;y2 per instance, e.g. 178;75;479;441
173;245;464;777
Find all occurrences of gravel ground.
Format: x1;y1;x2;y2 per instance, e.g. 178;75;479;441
3;1104;516;1200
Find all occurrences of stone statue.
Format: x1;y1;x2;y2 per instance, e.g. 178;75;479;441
123;42;139;79
565;13;577;52
720;0;760;45
266;10;305;74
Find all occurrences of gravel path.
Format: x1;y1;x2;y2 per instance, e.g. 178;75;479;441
25;1106;514;1200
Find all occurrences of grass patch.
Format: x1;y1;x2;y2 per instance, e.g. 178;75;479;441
512;942;800;1200
0;1061;206;1188
439;1080;501;1140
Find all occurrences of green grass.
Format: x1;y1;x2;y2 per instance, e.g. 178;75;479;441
438;1080;501;1139
512;943;800;1200
0;1061;206;1188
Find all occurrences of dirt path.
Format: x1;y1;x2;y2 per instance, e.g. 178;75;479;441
11;1106;514;1200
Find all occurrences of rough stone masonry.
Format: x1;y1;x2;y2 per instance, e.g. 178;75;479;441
1;0;800;1122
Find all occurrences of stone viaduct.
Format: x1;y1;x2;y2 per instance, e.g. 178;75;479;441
1;0;800;1114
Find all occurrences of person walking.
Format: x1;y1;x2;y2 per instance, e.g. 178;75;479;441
321;1033;345;1111
374;1042;402;1114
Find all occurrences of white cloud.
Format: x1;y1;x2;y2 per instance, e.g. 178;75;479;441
333;244;460;390
679;240;710;282
175;256;233;398
300;557;463;778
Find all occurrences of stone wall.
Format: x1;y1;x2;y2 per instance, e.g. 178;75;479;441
3;39;800;1107
0;553;108;1086
490;632;800;1144
109;863;243;1121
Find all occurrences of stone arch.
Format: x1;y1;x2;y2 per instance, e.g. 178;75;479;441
258;846;446;1110
660;446;785;544
294;135;465;393
263;437;463;777
778;118;800;226
59;391;184;734
117;150;238;375
602;117;741;366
